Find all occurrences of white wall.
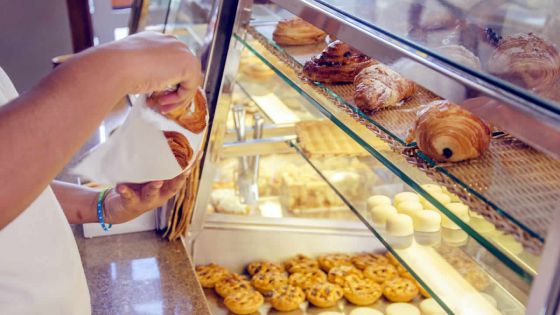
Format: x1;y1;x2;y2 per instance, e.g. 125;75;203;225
0;0;73;92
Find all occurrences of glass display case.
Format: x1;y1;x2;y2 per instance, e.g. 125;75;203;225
164;1;560;314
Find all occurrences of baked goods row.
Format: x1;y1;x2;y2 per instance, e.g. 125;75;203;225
196;251;447;314
209;155;382;216
270;17;560;164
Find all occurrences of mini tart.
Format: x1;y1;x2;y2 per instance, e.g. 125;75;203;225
284;254;319;273
246;260;285;276
318;253;353;272
396;264;414;280
270;285;306;312
306;282;344;308
343;277;383;306
351;253;390;270
364;263;398;283
224;289;264;315
195;263;229;288
251;271;288;295
383;277;419;302
386;252;400;266
215;274;252;298
327;265;363;286
288;269;327;291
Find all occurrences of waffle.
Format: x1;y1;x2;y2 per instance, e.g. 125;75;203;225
296;120;368;157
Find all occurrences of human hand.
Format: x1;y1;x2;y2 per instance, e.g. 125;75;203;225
98;31;203;114
102;170;189;224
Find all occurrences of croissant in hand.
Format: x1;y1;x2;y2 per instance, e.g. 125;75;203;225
410;101;491;162
487;33;560;91
164;131;193;169
303;40;377;84
150;87;208;134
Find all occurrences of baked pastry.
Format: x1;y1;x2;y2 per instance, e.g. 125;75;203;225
410;101;491;162
164;131;193;169
306;282;344;308
363;263;398;283
488;33;560;91
353;64;416;112
246;261;285;276
303;40;377;84
284;254;320;273
195;263;229;288
318;253;353;272
155;87;207;134
383;277;419;302
224;289;264;315
270;284;306;312
215;273;252;298
251;271;288;295
351;253;389;270
327;265;363;286
273;17;326;46
288;269;327;291
342;276;382;306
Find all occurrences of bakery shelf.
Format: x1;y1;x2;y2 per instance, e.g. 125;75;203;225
232;30;540;280
290;140;527;315
243;19;556;259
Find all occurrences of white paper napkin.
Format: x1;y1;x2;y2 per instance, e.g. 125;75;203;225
72;94;207;185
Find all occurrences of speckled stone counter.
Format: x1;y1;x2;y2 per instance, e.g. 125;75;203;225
73;226;210;315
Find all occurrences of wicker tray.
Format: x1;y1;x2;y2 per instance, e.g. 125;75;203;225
245;25;560;255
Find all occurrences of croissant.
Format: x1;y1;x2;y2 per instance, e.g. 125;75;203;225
410;101;491;162
487;33;560;91
159;87;208;134
273;17;326;46
164;131;193;169
303;40;377;84
436;45;481;71
353;64;415;112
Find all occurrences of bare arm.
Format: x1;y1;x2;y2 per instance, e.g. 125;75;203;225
0;32;202;229
52;169;188;225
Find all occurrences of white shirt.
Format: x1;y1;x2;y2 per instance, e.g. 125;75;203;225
0;68;91;314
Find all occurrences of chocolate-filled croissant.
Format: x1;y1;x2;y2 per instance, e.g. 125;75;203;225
487;33;560;91
410;101;491;162
164;131;193;169
303;40;377;84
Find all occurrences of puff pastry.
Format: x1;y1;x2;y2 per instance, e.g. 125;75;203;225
153;87;208;134
273;17;326;46
164;131;193;169
354;64;415;112
488;33;560;91
409;101;491;162
303;40;377;84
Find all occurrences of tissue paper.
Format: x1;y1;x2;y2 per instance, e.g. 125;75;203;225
73;94;207;185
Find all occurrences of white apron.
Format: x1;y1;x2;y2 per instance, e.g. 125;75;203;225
0;67;91;314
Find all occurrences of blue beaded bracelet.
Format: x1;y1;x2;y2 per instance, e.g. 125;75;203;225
97;189;112;232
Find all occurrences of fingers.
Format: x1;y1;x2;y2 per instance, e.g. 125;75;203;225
155;82;199;113
116;184;139;207
140;180;164;202
161;172;188;198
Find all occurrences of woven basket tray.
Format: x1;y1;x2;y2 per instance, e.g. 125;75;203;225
246;25;558;254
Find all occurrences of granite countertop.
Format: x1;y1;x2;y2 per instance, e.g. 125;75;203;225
73;226;211;315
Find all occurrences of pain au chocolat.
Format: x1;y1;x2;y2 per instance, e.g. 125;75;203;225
303;40;377;84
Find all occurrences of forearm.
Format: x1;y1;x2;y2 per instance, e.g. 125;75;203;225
0;47;128;228
51;180;99;224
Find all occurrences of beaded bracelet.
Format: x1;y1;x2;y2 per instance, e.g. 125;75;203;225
97;188;113;232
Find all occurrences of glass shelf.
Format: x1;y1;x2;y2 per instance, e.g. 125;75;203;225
290;140;527;315
233;30;540;280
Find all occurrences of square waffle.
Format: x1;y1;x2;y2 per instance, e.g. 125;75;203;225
296;120;368;157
